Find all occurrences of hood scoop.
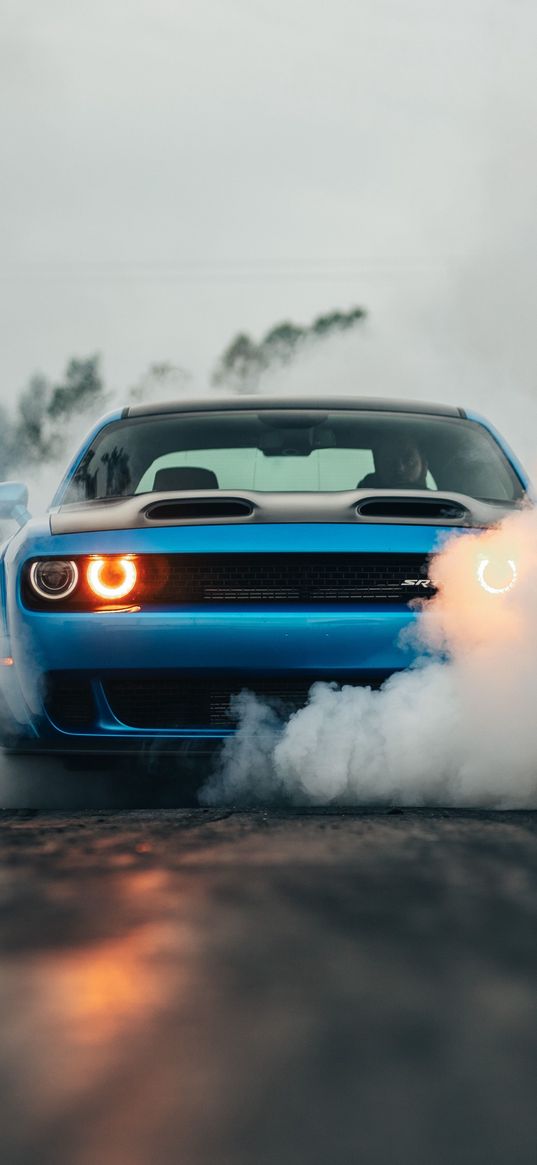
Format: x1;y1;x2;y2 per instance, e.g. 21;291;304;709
144;496;253;522
50;488;516;534
356;496;471;521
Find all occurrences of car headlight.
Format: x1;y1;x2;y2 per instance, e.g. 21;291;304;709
86;556;138;600
29;559;79;600
477;556;517;595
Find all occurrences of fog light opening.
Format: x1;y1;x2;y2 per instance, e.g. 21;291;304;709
87;556;138;601
477;557;517;595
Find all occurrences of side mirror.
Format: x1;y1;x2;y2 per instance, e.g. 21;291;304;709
0;482;31;527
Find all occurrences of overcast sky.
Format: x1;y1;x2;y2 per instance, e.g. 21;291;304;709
2;0;537;417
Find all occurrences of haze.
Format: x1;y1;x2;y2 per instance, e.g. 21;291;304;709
1;1;535;415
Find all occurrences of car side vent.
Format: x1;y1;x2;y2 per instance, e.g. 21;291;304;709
356;497;470;521
144;497;253;522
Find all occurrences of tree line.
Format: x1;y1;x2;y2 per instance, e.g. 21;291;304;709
0;305;366;478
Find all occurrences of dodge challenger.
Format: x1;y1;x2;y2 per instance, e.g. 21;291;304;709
0;396;529;759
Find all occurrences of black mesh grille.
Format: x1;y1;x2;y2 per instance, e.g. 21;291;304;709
43;674;97;730
105;673;393;729
44;671;394;731
158;553;432;604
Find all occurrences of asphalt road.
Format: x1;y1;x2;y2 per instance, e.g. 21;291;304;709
0;806;536;1165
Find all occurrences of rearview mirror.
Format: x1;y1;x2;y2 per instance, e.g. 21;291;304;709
0;482;31;527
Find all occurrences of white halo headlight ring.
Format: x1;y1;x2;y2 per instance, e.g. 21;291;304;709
30;559;79;601
87;556;138;601
477;557;517;595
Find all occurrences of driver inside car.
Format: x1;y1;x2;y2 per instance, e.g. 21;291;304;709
358;435;429;490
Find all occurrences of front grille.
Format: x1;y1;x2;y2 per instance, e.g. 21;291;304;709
157;553;432;604
44;671;394;731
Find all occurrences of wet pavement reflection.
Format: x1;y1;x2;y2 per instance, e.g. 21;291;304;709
0;808;536;1164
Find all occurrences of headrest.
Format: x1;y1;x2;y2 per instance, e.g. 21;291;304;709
153;467;219;491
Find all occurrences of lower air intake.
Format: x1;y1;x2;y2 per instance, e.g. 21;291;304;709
43;672;396;731
105;673;394;728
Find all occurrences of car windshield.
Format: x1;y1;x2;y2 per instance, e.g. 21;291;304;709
62;409;525;504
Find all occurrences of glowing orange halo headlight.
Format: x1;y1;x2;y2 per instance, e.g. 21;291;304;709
86;556;137;600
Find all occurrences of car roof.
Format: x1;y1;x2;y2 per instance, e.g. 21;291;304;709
125;395;466;419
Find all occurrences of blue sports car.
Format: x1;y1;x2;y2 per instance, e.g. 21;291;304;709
0;396;529;760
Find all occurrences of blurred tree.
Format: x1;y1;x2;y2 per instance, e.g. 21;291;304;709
212;333;264;393
212;305;367;391
12;374;57;465
311;307;366;337
129;361;192;403
0;403;13;479
0;357;105;478
47;356;104;420
261;322;305;365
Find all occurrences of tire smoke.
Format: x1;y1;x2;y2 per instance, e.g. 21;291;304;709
201;506;537;808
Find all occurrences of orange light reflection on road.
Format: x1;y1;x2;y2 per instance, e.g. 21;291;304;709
52;927;167;1045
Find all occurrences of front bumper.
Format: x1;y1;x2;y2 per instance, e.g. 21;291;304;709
2;521;448;753
2;604;419;750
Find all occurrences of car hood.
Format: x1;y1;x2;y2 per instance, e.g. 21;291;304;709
50;489;521;535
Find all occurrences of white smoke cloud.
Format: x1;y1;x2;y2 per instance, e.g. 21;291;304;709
201;506;537;809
